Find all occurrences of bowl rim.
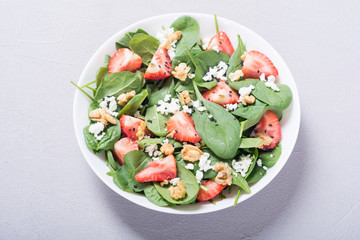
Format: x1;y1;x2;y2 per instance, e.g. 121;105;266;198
73;12;301;215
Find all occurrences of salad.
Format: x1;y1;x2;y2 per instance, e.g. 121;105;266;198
72;15;293;207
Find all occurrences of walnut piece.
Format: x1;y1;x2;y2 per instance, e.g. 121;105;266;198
160;143;175;155
229;70;244;82
168;180;186;200
181;145;203;162
135;121;147;141
160;40;171;50
241;95;256;106
89;108;116;126
255;133;273;149
160;179;169;187
117;90;136;106
172;63;191;81
214;162;232;185
240;52;248;61
180;90;191;105
167;31;182;43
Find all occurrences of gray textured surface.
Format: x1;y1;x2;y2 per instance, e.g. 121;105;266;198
1;0;359;239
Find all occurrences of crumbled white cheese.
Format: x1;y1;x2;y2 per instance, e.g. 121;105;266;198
263;166;268;171
170;177;181;186
134;111;140;118
270;154;274;158
182;105;192;114
195;170;203;183
212;45;220;53
145;144;158;157
99;96;118;116
156;98;181;115
198;152;213;172
265;75;279;91
152;157;160;161
143;135;151;139
197;106;206;112
208;115;213;119
88;122;106;140
139;105;144;109
232;154;254;177
163;138;169;144
202;38;210;49
185;163;194;170
257;159;263;167
238;85;255;105
202;61;228;82
153;150;162;157
164;94;171;102
260;73;266;81
191;100;200;109
225;103;238;111
156;27;174;42
188;73;195;79
168;47;176;60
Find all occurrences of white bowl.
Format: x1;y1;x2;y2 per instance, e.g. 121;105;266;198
73;13;300;214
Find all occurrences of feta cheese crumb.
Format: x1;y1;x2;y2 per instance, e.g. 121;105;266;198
185;163;194;170
191;100;200;109
270;154;274;158
257;159;263;167
188;73;195;79
99;96;118;116
156;27;174;42
170;177;181;186
225;103;238;112
202;38;210;49
134;111;140;118
238;85;255;105
208;114;213;119
232;154;254;177
198;152;213;172
168;47;176;60
260;73;266;81
202;61;228;82
145;144;158;157
195;170;203;183
163;139;169;144
263;166;268;171
265;75;280;91
164;94;171;102
156;98;181;115
197;106;206;112
153;150;162;157
88;122;106;140
212;45;220;53
143;135;151;139
182;105;192;114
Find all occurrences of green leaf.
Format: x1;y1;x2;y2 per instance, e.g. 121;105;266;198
95;67;108;88
191;84;241;159
232;170;251;193
145;105;170;137
106;150;120;172
112;150;151;192
226;35;246;80
252;81;293;110
148;77;176;107
94;71;143;102
174;79;196;99
116;29;148;49
137;137;182;150
228;78;259;91
259;142;282;168
239;138;262;148
172;44;202;69
129;33;160;66
144;185;175;207
232;99;267;120
171;16;200;55
154;163;199;205
246;165;267;184
117;89;148;118
83;118;121;153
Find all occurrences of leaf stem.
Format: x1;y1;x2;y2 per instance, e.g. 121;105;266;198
126;32;133;40
184;46;198;69
81;80;96;88
208;199;216;205
71;81;94;101
84;85;96;91
214;14;219;33
200;184;209;192
233;188;242;207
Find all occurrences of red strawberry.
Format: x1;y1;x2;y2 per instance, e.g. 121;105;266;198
135;155;177;182
167;111;201;144
108;48;142;73
113;137;139;165
196;179;227;201
242;50;278;79
144;46;172;80
251;110;281;150
206;31;235;57
119;115;152;140
202;80;239;107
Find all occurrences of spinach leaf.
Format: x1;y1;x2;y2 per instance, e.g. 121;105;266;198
148;77;176;107
129;33;160;66
106;150;120;172
232;99;267;120
246;165;266;184
95;67;108;88
174;79;196;99
172;44;202;69
259;142;282;168
144;185;175;207
245;149;258;179
112;150;151;192
137;137;182;150
241;105;283;131
154;163;199;205
171;16;200;55
95;71;143;102
117;89;148;118
226;35;246;79
239;138;262;148
232;170;251;193
83;118;121;153
228;78;259;91
191;83;241;159
145;105;170;137
187;50;230;89
252;82;292;110
116;29;148;49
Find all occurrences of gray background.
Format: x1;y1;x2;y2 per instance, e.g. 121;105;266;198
1;0;359;239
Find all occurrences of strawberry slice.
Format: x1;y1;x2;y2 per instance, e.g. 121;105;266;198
135;155;177;182
202;80;239;107
167;111;201;144
113;137;139;165
119;115;152;140
108;48;142;73
251;110;281;150
196;179;227;201
242;50;278;79
206;31;234;57
144;46;172;80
